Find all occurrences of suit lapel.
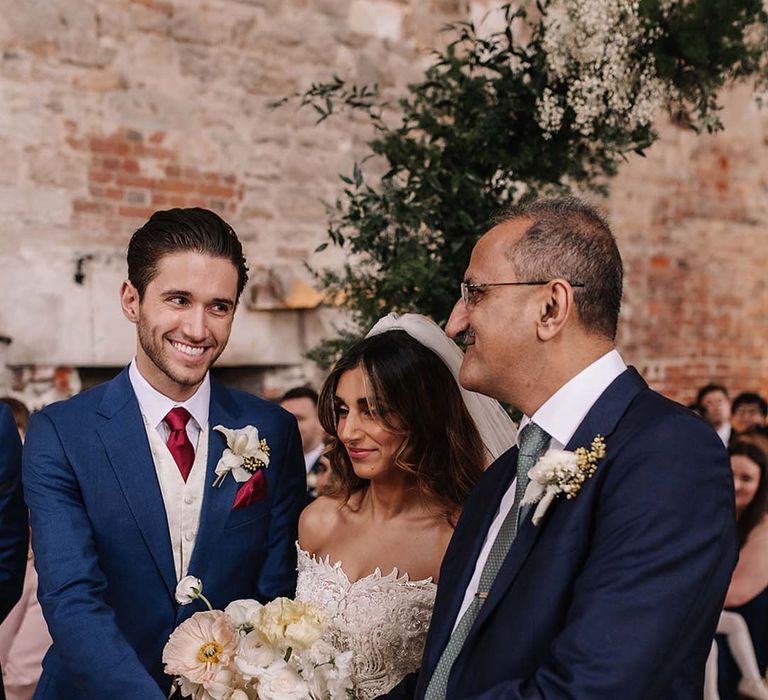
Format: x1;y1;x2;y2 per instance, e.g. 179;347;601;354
420;447;519;680
186;381;240;580
96;369;177;599
462;367;648;647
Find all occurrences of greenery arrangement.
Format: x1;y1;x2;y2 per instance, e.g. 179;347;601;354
284;0;767;365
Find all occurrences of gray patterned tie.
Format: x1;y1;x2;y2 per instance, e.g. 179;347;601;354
424;422;551;700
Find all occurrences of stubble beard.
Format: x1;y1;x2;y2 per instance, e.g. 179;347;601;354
137;321;223;390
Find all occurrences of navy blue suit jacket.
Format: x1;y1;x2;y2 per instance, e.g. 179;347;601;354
23;369;306;699
0;404;27;622
387;368;737;700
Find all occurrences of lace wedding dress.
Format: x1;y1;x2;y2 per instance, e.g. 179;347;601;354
296;545;437;700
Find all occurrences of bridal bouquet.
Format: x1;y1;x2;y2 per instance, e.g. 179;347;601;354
163;577;355;700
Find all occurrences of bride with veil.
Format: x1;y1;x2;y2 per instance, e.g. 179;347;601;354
297;314;516;700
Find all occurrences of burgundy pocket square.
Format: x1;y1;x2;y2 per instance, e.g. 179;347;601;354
232;470;267;510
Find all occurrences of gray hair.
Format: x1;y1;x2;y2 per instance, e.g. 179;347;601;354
497;196;623;340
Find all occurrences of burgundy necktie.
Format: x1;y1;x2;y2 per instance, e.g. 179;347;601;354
164;407;195;482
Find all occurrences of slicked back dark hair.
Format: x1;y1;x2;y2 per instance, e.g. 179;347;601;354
497;196;623;340
127;208;248;300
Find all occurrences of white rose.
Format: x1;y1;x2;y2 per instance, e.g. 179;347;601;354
255;661;306;700
529;449;578;478
175;575;203;605
228;691;250;700
257;598;325;651
235;631;281;679
325;651;356;699
225;599;263;631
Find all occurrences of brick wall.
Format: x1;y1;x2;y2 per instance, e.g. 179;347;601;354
0;0;766;405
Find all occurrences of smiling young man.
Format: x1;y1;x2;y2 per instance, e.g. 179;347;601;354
23;209;306;700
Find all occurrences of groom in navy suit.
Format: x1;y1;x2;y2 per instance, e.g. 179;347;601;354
23;209;306;699
386;197;737;699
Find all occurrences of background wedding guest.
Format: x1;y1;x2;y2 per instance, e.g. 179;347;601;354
0;402;28;442
716;441;768;699
698;383;732;446
0;404;29;700
280;387;326;496
0;398;49;700
732;393;768;437
312;437;338;498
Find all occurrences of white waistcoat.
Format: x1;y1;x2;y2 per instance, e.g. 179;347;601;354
142;414;209;582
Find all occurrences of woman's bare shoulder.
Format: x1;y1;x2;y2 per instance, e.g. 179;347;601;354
745;515;768;549
298;495;347;553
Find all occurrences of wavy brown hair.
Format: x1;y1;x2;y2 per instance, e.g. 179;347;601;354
317;330;485;522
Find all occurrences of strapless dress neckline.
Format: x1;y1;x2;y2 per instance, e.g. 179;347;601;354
296;543;436;700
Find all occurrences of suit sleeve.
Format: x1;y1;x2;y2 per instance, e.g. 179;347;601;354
457;413;738;700
23;411;167;699
0;405;28;622
256;414;306;601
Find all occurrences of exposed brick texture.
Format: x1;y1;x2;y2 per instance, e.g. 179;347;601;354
0;1;766;404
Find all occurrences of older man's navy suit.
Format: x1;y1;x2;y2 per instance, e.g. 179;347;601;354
387;368;737;700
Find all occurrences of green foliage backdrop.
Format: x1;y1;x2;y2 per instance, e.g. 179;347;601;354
282;0;767;365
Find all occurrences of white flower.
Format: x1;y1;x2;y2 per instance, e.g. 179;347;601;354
227;691;250;700
213;425;270;487
224;599;264;633
162;611;238;690
254;661;306;700
536;0;672;138
521;438;606;525
257;598;325;651
176;575;204;605
235;631;281;680
325;650;356;699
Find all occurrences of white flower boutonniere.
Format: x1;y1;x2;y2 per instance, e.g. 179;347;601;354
212;425;271;488
521;435;606;526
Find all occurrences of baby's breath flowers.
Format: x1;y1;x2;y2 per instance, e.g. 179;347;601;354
537;0;673;141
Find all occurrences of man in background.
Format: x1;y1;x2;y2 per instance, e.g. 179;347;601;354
732;392;768;437
697;383;732;446
280;387;326;496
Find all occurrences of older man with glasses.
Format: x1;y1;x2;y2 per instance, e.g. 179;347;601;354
383;195;737;700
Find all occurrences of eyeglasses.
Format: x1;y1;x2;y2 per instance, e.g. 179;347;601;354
460;280;585;306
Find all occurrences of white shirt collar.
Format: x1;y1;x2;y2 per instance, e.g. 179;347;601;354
304;444;325;473
518;349;627;449
128;358;210;432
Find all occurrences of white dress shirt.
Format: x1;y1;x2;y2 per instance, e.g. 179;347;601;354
128;359;211;580
716;422;731;446
304;444;324;474
453;349;627;630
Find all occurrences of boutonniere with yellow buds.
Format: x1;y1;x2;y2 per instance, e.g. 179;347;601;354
213;425;271;510
521;435;606;526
